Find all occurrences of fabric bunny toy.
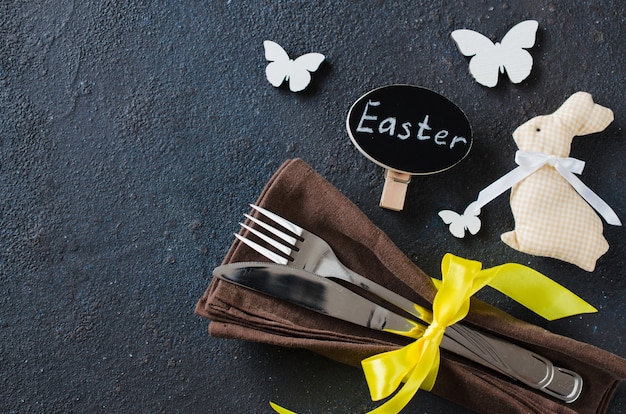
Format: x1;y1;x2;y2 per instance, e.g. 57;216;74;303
500;92;617;271
440;92;620;271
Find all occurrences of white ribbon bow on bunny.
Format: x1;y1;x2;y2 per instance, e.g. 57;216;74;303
439;150;622;238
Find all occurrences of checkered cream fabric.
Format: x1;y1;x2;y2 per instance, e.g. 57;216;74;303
501;92;615;271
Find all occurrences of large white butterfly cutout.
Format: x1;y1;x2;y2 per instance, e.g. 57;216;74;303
263;40;325;92
438;202;482;238
451;20;539;87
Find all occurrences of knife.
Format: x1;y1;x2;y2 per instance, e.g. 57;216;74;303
214;262;582;403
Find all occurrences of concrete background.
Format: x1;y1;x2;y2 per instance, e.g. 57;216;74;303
0;1;623;413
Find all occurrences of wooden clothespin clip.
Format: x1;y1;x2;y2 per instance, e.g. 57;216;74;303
380;170;412;211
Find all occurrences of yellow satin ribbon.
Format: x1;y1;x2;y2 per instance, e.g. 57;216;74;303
272;253;597;414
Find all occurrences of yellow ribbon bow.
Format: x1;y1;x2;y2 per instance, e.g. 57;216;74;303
272;253;597;414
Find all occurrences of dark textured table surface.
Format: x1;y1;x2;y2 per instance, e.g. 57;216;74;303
1;1;624;413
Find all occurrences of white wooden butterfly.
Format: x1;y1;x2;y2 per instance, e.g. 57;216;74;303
263;40;325;92
438;202;482;238
451;20;539;87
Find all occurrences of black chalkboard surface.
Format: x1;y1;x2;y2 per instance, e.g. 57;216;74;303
346;85;472;175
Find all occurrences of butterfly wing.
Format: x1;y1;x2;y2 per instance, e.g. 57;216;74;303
266;61;289;87
264;41;291;87
264;40;290;63
438;210;460;225
286;53;325;92
293;53;325;72
500;20;539;49
467;51;503;87
464;216;482;235
463;201;480;217
451;29;495;57
499;20;538;84
286;69;312;92
462;202;482;235
500;50;534;84
451;29;501;87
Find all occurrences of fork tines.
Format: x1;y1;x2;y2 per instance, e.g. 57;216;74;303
233;204;302;265
248;204;304;239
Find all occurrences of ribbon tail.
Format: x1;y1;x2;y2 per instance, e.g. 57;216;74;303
484;263;597;320
270;402;297;414
556;164;622;226
473;165;537;211
362;341;422;401
367;343;440;414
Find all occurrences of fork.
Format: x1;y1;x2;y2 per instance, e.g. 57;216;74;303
233;204;582;402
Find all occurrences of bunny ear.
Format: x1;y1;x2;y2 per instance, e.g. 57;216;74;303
555;92;614;136
578;101;614;135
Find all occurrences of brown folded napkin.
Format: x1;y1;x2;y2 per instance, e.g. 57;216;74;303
196;158;626;414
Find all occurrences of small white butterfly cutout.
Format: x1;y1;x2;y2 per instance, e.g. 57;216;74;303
438;202;482;238
451;20;539;87
263;40;325;92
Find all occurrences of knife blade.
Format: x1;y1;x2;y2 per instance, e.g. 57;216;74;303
214;262;582;403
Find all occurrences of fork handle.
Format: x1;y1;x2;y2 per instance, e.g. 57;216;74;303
341;269;582;402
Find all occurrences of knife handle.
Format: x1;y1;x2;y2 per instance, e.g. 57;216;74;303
444;324;552;386
442;325;582;403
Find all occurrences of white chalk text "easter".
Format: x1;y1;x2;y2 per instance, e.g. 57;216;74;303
356;100;468;149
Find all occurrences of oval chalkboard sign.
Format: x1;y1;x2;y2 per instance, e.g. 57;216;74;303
346;85;472;175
